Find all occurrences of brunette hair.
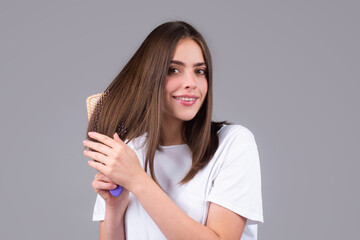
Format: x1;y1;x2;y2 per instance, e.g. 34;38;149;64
86;21;225;184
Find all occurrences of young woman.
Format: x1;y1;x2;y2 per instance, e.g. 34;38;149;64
83;21;263;240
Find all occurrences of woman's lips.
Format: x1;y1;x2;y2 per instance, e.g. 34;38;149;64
173;95;198;106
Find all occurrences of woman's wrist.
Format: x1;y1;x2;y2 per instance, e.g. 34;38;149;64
105;199;128;215
130;171;153;197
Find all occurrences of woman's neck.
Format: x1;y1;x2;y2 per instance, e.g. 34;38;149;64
160;119;184;146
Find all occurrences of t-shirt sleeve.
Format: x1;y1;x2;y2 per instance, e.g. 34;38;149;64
206;126;264;224
92;194;106;221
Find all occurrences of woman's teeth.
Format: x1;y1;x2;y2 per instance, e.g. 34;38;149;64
174;96;196;102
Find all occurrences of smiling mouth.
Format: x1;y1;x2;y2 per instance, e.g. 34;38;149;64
173;96;198;102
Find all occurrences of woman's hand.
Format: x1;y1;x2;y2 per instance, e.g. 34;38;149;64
83;131;145;192
91;172;129;208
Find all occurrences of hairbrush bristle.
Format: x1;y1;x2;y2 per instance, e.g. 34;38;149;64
92;90;110;132
116;122;127;137
87;90;127;137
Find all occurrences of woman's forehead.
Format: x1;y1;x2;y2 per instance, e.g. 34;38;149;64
172;38;205;65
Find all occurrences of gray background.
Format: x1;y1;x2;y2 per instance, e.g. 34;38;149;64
0;0;359;239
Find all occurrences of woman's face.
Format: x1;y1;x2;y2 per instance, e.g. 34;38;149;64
162;38;208;124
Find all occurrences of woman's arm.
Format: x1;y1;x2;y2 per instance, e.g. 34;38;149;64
206;202;247;239
99;202;126;240
85;132;246;239
91;173;129;240
131;172;246;240
86;135;130;240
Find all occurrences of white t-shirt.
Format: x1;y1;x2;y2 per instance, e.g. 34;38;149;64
93;124;264;239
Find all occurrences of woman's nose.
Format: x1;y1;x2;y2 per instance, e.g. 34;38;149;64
184;71;197;89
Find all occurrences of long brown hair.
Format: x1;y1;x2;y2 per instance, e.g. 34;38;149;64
86;21;225;184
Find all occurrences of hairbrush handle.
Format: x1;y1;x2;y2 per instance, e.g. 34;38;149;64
110;185;123;197
87;93;123;197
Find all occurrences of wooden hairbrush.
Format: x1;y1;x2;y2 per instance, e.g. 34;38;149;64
86;93;123;197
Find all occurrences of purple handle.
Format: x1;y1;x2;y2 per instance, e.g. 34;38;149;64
110;185;123;197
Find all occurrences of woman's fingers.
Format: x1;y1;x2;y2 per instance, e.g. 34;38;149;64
83;140;113;156
88;160;109;175
84;149;109;165
113;132;123;143
92;179;117;191
95;172;115;183
88;132;125;149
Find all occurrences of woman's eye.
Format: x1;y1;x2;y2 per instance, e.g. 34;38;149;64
196;69;207;75
168;67;179;74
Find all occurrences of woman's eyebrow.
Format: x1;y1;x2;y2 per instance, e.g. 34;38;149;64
170;60;206;67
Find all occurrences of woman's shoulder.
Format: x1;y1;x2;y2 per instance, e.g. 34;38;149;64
217;123;257;146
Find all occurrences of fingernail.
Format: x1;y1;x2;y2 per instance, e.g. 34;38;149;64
88;132;95;136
